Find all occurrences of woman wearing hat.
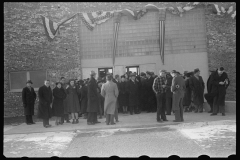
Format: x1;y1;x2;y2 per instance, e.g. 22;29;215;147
22;80;37;125
52;82;67;125
79;80;88;119
66;79;81;124
189;68;205;113
182;72;192;112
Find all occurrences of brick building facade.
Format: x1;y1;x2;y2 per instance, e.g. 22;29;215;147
4;2;236;117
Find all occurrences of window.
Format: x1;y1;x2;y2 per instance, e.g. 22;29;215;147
9;70;47;92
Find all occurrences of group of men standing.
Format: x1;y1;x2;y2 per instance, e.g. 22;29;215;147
21;66;229;127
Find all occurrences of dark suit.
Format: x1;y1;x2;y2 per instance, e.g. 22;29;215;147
87;77;99;123
165;75;173;115
126;79;139;114
22;86;36;124
146;77;156;112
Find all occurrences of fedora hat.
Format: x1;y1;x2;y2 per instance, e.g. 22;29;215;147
26;80;33;84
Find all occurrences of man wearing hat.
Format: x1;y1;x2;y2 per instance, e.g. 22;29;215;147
165;72;173;115
146;71;156;113
126;72;139;115
189;68;205;113
139;72;148;112
170;70;186;122
153;70;168;122
87;71;101;125
22;80;37;125
209;67;230;116
204;70;216;113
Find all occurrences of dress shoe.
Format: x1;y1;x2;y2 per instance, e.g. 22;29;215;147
222;113;225;116
110;123;116;125
44;125;52;128
66;120;71;123
208;110;213;113
27;123;32;125
76;119;79;123
162;119;168;121
157;120;163;123
173;120;182;122
72;120;76;124
94;121;101;124
116;120;119;122
210;113;217;116
31;122;36;124
87;122;94;125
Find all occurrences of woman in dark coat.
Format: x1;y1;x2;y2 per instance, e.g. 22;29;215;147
87;71;100;125
22;80;37;125
209;67;230;116
66;79;81;124
37;80;53;128
189;68;205;113
52;82;67;125
80;80;88;119
183;72;192;112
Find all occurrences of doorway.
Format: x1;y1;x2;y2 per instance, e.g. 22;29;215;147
98;67;113;79
126;66;139;75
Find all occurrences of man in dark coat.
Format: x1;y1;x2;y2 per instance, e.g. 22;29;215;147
183;72;192;112
60;77;71;123
112;74;121;122
189;68;205;113
139;72;148;112
165;72;173;115
153;70;168;123
209;67;230;116
126;73;139;115
80;80;88;119
87;71;101;125
146;71;156;113
37;80;53;128
171;70;186;122
204;70;216;113
22;80;37;125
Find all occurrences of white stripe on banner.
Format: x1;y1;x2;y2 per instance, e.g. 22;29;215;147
92;12;98;18
221;6;226;13
231;11;236;19
214;4;221;15
82;13;96;28
45;17;55;39
183;6;194;11
124;9;135;16
53;22;58;30
227;6;233;14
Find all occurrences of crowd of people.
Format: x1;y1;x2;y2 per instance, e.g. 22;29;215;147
21;66;230;128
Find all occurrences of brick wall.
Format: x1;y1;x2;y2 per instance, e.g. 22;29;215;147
205;5;236;101
4;2;235;117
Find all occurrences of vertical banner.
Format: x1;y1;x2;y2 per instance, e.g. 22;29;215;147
159;9;166;65
112;13;122;69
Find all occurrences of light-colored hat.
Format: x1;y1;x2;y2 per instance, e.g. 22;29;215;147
90;70;96;76
159;70;166;73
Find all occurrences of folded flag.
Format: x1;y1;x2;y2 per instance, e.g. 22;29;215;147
80;11;114;31
41;14;77;40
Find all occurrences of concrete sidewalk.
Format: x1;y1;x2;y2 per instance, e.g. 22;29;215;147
4;112;236;135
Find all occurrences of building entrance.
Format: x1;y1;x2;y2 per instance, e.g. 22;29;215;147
98;68;113;79
126;66;139;75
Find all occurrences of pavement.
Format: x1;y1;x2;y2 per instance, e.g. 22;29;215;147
3;112;236;157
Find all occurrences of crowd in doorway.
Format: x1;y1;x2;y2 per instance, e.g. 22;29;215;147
22;67;230;128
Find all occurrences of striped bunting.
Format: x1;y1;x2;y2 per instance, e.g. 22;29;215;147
41;14;77;40
158;9;166;64
79;11;114;31
212;3;236;19
116;9;147;20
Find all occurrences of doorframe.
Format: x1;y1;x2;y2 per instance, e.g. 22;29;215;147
125;66;140;75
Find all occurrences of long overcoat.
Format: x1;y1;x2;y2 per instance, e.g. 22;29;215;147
22;87;36;115
126;80;139;106
62;83;69;114
165;75;173;98
146;77;155;98
182;78;192;106
112;79;120;109
52;87;67;117
37;85;53;119
189;76;205;106
171;75;186;111
80;85;88;113
87;77;99;112
118;81;128;107
208;70;230;106
204;73;215;106
66;85;81;113
101;81;119;114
